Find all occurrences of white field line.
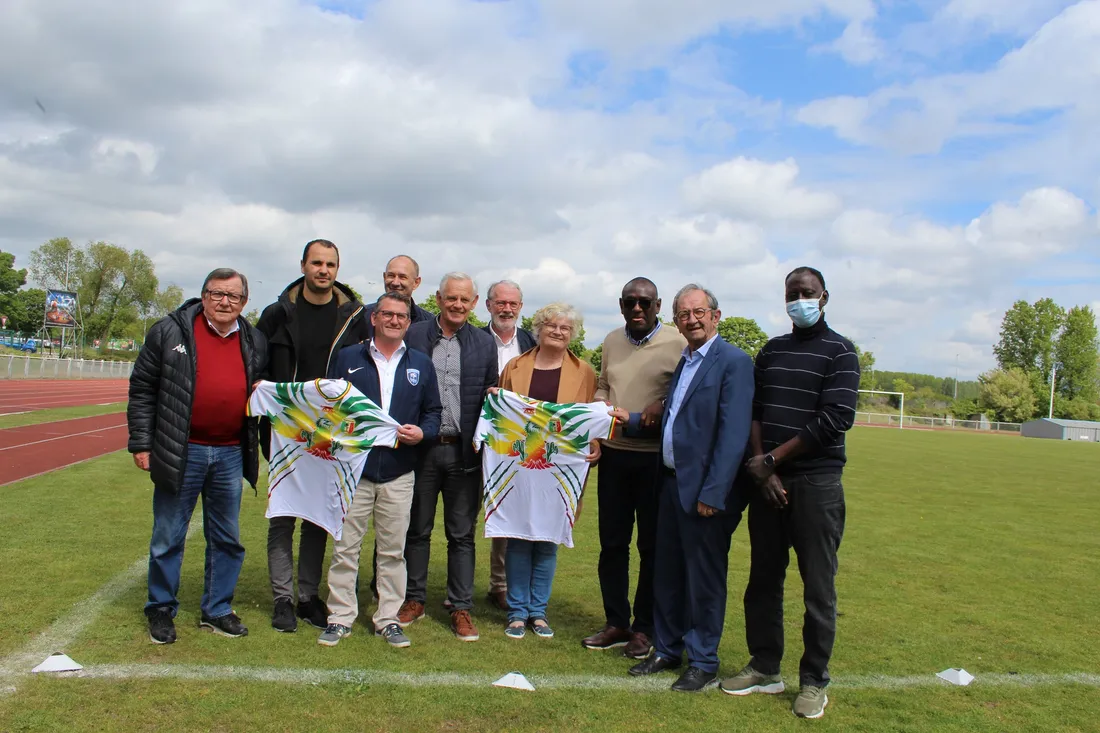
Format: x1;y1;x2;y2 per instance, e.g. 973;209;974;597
0;516;201;694
48;664;1100;692
0;422;126;451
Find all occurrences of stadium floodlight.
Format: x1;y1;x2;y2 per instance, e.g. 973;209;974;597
858;389;905;429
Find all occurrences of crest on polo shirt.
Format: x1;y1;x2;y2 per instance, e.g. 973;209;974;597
406;368;420;386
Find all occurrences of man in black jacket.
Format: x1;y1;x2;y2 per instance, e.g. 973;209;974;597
128;268;267;645
479;279;536;610
362;255;434;338
255;239;371;632
318;292;442;649
398;272;498;642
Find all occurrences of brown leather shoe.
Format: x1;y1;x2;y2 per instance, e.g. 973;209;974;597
397;600;425;628
622;630;653;658
581;624;631;649
451;610;480;642
486;590;509;611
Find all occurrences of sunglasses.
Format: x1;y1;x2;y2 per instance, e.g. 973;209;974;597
621;297;653;310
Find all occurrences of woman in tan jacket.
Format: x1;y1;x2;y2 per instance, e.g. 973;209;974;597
496;303;599;639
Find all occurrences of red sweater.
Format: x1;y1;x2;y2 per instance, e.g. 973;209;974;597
190;314;247;446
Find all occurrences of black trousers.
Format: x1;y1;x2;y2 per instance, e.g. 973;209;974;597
596;445;659;636
744;472;846;687
403;442;480;609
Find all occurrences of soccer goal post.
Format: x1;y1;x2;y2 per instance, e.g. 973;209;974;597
858;389;905;429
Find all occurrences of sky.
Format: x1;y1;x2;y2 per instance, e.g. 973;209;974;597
1;0;1098;379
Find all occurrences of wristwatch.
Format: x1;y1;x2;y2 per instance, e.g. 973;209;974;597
763;453;776;469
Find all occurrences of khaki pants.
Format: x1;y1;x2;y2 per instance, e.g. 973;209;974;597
489;538;508;594
327;472;415;630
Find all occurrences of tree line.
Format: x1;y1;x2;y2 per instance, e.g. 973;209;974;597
980;298;1099;422
0;238;183;349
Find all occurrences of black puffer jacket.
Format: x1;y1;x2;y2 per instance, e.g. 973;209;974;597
406;318;498;472
256;278;370;381
127;300;267;493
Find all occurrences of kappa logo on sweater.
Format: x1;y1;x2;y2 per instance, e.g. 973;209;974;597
172;344;187;355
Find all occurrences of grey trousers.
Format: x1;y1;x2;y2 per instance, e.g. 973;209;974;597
268;516;329;603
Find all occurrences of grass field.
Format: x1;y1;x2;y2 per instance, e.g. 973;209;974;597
0;402;125;430
1;428;1098;732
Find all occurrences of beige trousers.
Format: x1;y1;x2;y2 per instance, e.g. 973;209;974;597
326;471;415;630
489;537;508;593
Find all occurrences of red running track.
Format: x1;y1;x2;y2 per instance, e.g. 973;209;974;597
0;379;129;413
0;413;129;486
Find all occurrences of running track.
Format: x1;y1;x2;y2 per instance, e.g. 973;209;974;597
0;378;129;414
0;413;129;486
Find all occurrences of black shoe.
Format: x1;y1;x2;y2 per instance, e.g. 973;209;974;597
272;597;297;633
200;612;248;638
671;666;718;692
628;654;682;677
147;609;176;644
297;596;329;630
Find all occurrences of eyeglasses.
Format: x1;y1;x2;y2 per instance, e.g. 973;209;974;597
621;297;653;311
375;310;410;322
675;307;713;322
204;290;244;305
543;324;573;334
489;300;521;310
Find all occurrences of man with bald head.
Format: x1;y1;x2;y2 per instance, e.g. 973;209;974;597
582;277;685;659
363;255;434;337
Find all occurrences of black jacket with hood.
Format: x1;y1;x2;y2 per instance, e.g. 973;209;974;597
127;299;267;494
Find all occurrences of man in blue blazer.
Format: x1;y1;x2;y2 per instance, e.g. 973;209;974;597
611;283;754;692
319;291;442;649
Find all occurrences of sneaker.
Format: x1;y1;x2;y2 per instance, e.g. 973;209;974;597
581;624;631;650
397;600;425;628
450;610;480;642
505;622;526;639
622;631;653;659
318;623;352;647
271;597;297;633
199;612;248;638
297;596;329;630
148;609;176;645
719;664;785;696
792;685;828;719
528;618;554;638
377;623;411;648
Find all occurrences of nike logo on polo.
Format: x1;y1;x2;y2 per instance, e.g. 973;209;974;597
348;367;364;374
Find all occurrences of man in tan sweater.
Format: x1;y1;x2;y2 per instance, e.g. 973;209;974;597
582;277;686;658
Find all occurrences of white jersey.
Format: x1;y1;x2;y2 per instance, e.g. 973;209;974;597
475;389;616;548
247;379;401;540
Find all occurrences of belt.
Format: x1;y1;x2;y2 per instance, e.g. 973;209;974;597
437;435;460;445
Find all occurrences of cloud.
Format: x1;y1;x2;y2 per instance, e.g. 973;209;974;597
682;157;842;223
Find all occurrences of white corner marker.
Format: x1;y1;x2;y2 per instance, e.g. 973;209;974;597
31;653;83;674
493;672;536;691
936;668;975;686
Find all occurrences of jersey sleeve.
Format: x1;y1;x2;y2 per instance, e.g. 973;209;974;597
246;380;276;418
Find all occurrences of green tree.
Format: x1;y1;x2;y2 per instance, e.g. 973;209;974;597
854;344;876;390
1054;305;1099;403
993;298;1065;377
6;288;45;332
28;237;83;290
0;251;28;326
587;343;603;375
890;378;913;409
716;316;768;358
979;368;1037;423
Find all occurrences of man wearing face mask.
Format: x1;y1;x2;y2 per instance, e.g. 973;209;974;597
720;266;859;721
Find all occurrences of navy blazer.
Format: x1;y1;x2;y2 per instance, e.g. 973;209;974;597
480;324;537;355
328;342;442;484
626;335;754;513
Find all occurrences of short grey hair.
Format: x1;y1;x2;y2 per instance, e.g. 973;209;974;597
438;271;477;296
202;268;249;300
487;279;523;301
531;302;583;342
672;283;718;314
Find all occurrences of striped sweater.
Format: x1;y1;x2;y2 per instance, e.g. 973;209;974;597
752;319;860;476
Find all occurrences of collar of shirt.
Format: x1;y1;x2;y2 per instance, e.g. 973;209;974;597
436;316;468;340
369;339;407;363
204;315;240;338
625;320;662;346
681;332;719;362
490;324;518;347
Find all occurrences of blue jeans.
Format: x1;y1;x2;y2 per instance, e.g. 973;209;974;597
146;444;245;620
505;539;558;623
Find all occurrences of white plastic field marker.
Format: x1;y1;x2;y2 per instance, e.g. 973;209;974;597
492;672;536;691
936;668;975;686
31;653;83;674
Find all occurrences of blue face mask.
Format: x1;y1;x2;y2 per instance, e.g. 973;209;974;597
786;297;822;328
